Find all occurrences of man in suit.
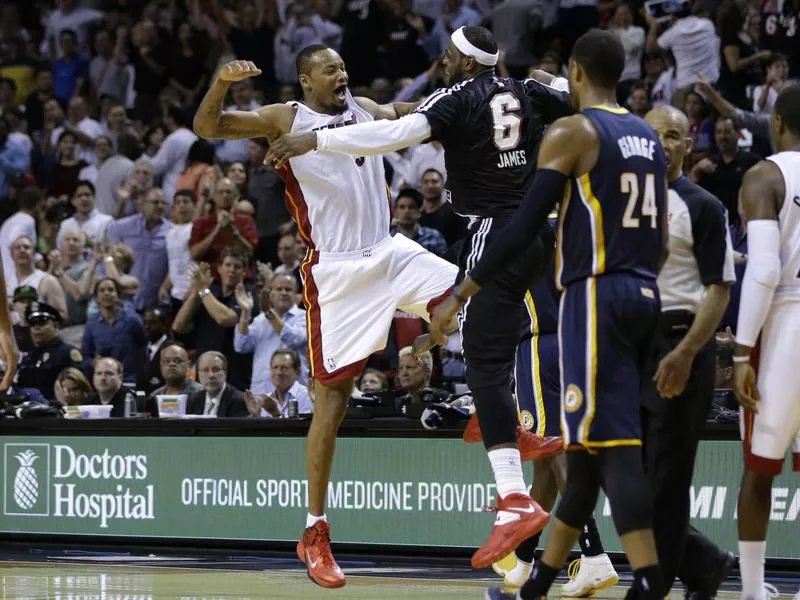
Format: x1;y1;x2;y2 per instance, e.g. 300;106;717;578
188;351;249;417
89;357;129;417
139;306;171;393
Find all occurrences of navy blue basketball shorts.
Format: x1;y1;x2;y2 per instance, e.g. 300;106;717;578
559;274;660;450
515;332;561;438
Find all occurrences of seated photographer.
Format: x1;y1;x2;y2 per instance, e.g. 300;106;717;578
146;342;203;417
244;350;313;418
16;302;86;401
54;368;94;408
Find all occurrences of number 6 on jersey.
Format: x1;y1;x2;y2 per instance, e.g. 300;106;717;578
621;172;657;228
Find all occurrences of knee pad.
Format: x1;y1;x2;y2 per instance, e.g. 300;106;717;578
603;447;654;535
555;453;601;529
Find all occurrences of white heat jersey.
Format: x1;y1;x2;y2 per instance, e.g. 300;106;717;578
277;92;391;253
767;151;800;303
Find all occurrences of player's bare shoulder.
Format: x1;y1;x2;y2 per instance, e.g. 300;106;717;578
539;113;599;173
255;103;298;139
740;159;785;218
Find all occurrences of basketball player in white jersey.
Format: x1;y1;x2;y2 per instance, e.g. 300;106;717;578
193;48;458;589
732;84;800;600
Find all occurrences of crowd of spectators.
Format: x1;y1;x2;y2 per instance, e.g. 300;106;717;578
0;0;795;419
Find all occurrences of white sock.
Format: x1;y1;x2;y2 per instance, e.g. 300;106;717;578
306;513;327;528
739;540;767;599
488;448;527;498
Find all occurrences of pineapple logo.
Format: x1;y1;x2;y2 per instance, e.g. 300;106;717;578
3;443;50;516
13;450;39;510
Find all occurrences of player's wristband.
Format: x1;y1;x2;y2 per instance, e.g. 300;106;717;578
732;355;750;364
198;288;211;299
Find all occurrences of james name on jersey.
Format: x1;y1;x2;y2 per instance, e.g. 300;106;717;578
497;149;528;169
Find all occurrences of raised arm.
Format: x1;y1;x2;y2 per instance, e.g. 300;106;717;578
193;60;294;141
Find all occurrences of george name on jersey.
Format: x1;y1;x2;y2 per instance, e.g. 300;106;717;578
497;150;528;169
617;136;656;161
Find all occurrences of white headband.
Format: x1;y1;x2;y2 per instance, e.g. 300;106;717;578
451;27;498;66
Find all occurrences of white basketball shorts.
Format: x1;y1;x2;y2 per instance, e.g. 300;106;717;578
299;234;457;384
740;301;800;476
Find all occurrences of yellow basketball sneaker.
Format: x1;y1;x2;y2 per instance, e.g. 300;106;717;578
561;555;619;597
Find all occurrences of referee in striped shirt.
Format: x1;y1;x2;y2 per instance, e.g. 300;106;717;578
643;106;737;598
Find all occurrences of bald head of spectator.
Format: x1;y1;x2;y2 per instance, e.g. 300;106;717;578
266;273;298;315
131;158;154;189
214;177;238;211
160;343;191;388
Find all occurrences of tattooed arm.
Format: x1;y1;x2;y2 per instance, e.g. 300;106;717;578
193;60;294;141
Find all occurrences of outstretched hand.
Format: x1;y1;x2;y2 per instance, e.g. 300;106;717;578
265;132;318;169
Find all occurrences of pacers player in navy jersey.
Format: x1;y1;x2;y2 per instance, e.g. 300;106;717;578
429;29;669;600
494;216;618;594
267;26;575;568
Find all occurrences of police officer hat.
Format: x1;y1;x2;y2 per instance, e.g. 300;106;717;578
26;302;61;325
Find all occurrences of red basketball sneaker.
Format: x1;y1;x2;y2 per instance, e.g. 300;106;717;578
463;413;482;443
464;414;563;460
471;493;550;569
297;521;346;588
517;429;564;461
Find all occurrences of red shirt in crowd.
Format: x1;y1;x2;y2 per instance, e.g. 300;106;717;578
189;210;259;278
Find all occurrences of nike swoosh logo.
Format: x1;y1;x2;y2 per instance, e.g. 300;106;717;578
507;505;536;514
306;550;318;569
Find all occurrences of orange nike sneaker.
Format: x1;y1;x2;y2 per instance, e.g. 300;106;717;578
472;493;550;569
517;428;564;461
297;521;346;588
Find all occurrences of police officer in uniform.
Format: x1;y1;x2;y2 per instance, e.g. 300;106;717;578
16;302;86;401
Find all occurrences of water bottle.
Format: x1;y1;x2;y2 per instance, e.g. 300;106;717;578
288;398;298;418
124;392;136;418
135;390;146;417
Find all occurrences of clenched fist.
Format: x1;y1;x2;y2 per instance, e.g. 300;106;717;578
219;60;262;82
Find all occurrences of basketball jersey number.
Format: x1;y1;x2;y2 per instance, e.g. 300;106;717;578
620;172;657;229
490;92;522;151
